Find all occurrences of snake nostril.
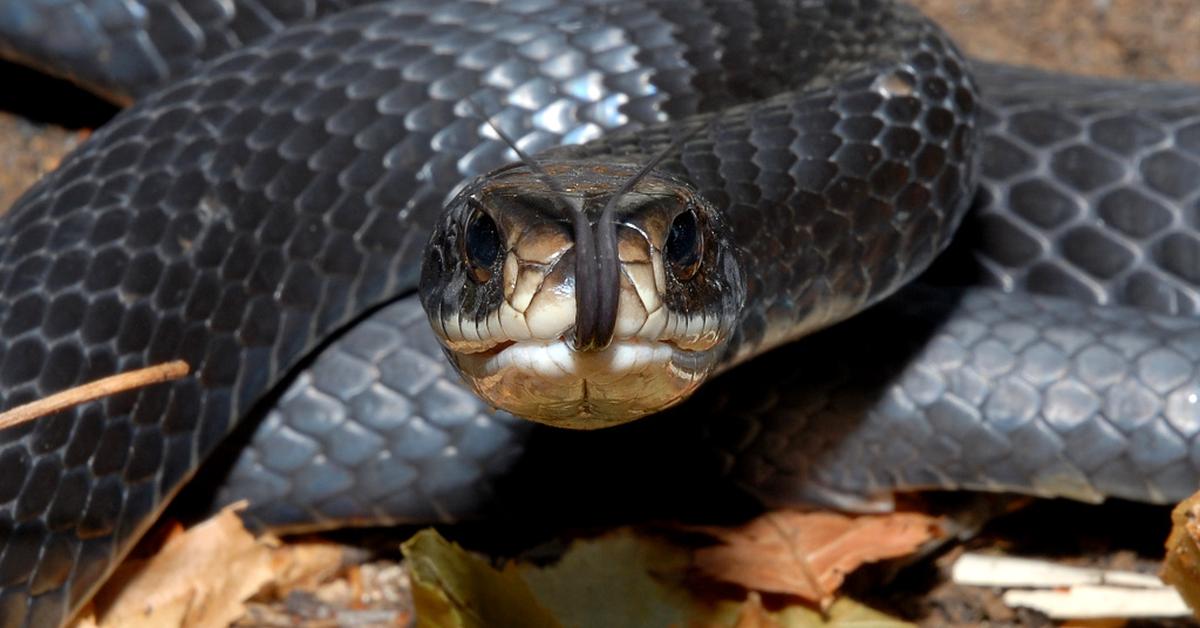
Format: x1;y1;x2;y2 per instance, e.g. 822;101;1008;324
462;205;501;283
665;208;703;280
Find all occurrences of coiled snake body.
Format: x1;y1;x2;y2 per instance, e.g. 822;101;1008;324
2;0;1200;625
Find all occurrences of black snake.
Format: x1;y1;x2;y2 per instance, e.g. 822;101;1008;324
2;1;1200;625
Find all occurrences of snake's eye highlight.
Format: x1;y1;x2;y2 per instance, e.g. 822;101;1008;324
462;206;501;283
665;209;702;280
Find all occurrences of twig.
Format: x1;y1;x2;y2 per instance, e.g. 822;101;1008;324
0;360;190;430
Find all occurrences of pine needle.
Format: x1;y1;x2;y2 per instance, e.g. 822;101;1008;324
0;360;190;430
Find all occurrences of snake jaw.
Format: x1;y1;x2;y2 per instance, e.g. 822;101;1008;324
446;337;722;428
436;282;731;428
437;270;729;429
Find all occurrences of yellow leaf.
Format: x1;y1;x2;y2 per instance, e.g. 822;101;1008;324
775;597;914;627
402;526;910;628
518;530;697;628
401;529;560;628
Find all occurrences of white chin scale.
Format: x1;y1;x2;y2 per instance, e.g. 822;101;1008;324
451;339;714;429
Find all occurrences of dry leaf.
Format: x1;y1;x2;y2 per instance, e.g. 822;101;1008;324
78;501;276;628
402;529;561;628
772;596;915;627
724;592;915;628
1161;490;1200;617
731;592;780;628
402;527;910;627
69;506;353;628
518;529;697;628
406;527;911;627
692;510;943;606
266;540;349;594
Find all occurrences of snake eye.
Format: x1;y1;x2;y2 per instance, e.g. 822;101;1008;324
462;205;501;283
665;208;703;280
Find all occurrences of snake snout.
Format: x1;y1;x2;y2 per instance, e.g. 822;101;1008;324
419;161;744;428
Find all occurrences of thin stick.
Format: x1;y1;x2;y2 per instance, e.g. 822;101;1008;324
0;360;190;430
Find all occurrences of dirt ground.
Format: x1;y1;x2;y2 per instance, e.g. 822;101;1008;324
3;1;1200;626
914;0;1200;81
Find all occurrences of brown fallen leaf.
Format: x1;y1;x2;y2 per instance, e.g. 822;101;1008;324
1161;490;1200;617
69;506;358;628
264;540;350;595
71;501;275;628
691;510;944;608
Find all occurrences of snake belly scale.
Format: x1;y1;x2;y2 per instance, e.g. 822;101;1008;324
0;1;1199;626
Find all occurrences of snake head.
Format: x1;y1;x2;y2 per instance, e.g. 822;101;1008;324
419;160;744;429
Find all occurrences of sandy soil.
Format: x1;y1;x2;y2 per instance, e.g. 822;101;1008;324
915;0;1200;81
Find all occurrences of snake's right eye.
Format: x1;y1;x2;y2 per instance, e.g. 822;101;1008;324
665;208;703;281
462;205;501;283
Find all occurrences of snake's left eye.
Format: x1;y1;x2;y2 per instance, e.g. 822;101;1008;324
462;205;501;283
665;208;703;281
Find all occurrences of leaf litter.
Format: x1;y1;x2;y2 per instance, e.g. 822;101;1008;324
399;514;933;628
62;493;1200;626
69;502;406;628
